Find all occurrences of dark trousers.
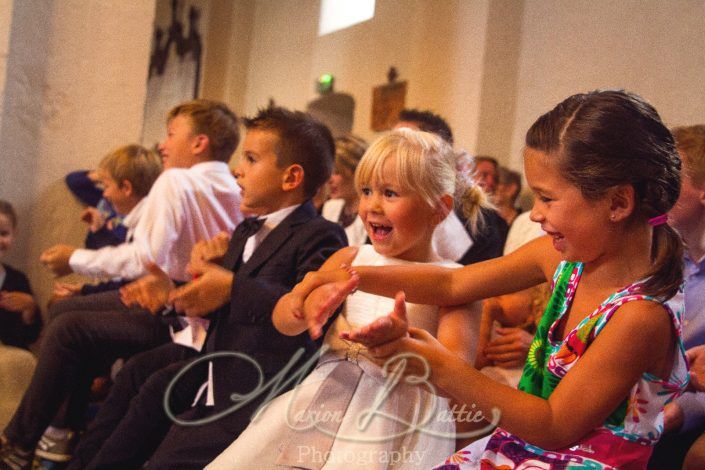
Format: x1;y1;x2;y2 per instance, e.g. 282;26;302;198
70;343;201;469
146;367;277;469
648;423;705;470
3;291;171;450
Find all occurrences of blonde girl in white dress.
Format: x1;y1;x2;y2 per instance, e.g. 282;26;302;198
207;129;488;469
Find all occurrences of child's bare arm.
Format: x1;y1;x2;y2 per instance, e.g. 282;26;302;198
366;299;673;449
474;301;497;369
272;246;358;337
353;236;554;307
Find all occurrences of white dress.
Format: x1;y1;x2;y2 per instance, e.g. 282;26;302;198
207;245;462;469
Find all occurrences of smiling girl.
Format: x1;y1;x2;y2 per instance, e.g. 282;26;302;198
207;129;489;469
299;90;688;469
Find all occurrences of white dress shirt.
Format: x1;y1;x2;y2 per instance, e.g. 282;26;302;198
69;161;243;282
503;211;545;255
242;204;301;263
181;204;300;372
321;198;367;247
432;211;473;262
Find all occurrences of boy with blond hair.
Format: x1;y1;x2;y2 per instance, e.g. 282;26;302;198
41;100;242;283
53;144;162;299
70;107;347;469
1;100;243;468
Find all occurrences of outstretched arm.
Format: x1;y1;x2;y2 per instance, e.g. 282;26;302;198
299;236;555;319
272;246;359;338
353;236;553;306
365;299;674;450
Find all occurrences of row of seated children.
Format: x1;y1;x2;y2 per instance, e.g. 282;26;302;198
2;90;698;469
0;99;245;468
50;116;485;468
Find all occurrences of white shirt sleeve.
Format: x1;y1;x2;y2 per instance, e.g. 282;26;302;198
69;171;185;280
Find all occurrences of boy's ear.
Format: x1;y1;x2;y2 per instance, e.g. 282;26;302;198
120;180;134;198
281;164;305;192
608;184;635;222
191;134;210;157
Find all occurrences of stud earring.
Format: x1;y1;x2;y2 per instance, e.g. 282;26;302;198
610;214;616;221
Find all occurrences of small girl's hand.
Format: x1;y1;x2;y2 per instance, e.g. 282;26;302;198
303;275;358;339
366;325;457;391
484;327;533;368
341;291;409;347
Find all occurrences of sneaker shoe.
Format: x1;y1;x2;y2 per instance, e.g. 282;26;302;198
0;440;34;470
34;431;76;463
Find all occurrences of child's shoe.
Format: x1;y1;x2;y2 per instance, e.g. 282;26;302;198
0;438;34;470
35;430;77;463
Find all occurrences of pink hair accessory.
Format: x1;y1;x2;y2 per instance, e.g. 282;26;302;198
648;214;668;227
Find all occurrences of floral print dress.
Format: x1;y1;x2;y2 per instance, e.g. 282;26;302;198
437;261;688;470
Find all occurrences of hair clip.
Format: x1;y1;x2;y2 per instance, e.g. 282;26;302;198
648;214;668;227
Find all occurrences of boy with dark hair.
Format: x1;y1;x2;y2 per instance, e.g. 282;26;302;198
68;106;347;469
0;100;243;469
397;108;454;145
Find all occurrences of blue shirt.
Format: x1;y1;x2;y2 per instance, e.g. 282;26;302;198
675;252;705;432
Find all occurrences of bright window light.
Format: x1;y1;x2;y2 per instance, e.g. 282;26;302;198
319;0;375;36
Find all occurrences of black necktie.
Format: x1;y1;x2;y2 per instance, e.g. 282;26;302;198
240;216;265;238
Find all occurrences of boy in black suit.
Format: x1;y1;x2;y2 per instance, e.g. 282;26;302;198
69;107;347;469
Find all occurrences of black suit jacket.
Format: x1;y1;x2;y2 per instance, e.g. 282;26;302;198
191;201;347;427
0;263;42;349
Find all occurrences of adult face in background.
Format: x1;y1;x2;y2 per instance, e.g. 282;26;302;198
473;159;498;195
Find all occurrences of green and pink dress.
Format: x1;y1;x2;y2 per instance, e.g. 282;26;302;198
437;261;688;470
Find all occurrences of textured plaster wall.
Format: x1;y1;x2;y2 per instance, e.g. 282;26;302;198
239;0;490;152
506;0;705;171
0;0;156;308
229;0;705;172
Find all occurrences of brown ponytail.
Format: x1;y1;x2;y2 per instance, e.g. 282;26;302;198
456;177;489;235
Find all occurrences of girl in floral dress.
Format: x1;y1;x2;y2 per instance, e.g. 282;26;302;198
298;90;688;469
